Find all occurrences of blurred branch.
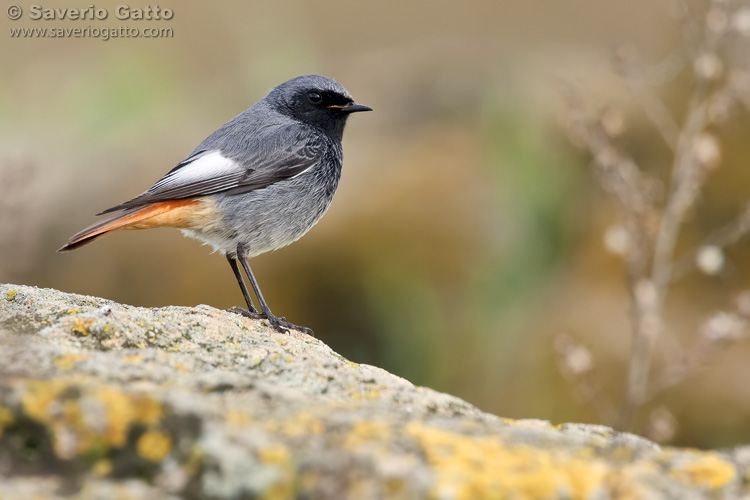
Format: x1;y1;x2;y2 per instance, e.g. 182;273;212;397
621;97;712;427
671;0;703;56
646;306;750;401
622;0;733;427
559;0;750;434
561;83;656;284
614;48;681;150
672;202;750;280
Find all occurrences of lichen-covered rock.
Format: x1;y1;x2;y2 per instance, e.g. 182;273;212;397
0;283;748;499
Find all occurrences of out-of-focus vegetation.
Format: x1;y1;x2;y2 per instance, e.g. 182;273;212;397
2;0;749;448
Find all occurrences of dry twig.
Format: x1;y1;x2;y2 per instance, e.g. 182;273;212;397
559;0;750;435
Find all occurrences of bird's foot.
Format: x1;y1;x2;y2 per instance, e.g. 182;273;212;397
226;306;261;319
227;307;314;336
264;313;315;336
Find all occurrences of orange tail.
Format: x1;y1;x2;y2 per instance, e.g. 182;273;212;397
58;199;201;252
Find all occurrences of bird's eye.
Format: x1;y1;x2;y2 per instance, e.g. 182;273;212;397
308;92;322;104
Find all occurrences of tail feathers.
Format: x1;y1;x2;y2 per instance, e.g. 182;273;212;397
58;199;200;252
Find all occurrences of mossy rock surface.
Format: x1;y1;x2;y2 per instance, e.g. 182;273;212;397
0;283;748;499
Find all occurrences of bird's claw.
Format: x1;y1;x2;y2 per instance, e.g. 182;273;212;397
266;315;314;337
227;307;314;336
226;306;261;318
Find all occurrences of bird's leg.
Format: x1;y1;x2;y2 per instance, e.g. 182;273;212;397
225;254;261;318
237;245;314;336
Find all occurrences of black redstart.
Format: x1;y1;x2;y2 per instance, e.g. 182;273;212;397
59;75;371;334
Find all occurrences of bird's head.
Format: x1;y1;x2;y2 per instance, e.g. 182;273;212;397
267;75;371;140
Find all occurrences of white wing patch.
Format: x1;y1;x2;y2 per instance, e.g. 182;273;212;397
150;151;241;191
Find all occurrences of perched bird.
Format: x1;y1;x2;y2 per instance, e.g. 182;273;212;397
59;75;372;334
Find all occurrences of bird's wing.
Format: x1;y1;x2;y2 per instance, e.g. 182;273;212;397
97;125;325;215
224;127;327;195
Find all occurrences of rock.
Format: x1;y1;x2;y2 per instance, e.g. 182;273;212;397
0;283;747;499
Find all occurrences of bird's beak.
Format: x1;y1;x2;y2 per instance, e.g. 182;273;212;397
328;102;373;113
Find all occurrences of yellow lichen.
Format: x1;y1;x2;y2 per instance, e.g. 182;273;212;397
258;484;294;500
137;430;172;462
92;459;113;477
344;421;391;450
167;345;180;352
174;363;189;372
258;444;290;464
123;355;144;363
601;462;656;499
96;390;136;447
20;380;85;457
54;353;87;370
385;477;408;498
21;380;68;422
259;481;294;500
349;389;381;399
66;308;82;315
256;445;295;500
265;412;324;437
5;289;18;301
20;379;167;459
284;412;324;436
95;389;163;447
226;411;254;427
671;453;735;489
365;390;381;400
71;318;94;336
610;446;635;462
407;423;611;500
0;406;14;436
133;394;164;425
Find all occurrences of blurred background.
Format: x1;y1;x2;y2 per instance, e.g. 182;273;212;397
2;0;750;448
